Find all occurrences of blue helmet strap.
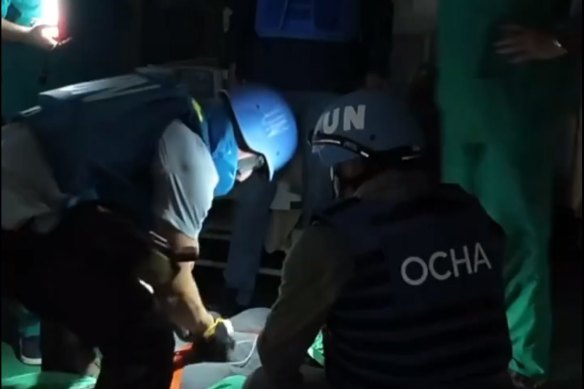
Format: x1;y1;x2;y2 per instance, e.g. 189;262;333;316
205;102;240;197
229;121;268;178
211;125;239;197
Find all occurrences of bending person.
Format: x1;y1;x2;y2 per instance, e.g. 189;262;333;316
1;70;298;389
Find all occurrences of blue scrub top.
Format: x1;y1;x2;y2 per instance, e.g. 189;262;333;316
1;0;45;119
2;0;41;26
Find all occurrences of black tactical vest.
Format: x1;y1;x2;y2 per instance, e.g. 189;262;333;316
316;184;511;389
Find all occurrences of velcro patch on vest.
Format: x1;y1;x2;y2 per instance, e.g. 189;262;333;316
380;209;503;314
323;187;504;315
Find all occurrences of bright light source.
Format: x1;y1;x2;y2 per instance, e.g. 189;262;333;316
39;0;60;26
40;26;59;39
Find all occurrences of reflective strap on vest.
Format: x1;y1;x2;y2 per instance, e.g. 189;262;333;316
192;99;205;124
255;0;360;42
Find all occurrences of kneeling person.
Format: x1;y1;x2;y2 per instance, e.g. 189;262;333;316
245;91;513;389
1;70;298;389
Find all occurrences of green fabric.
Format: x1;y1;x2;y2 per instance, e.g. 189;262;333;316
1;372;96;389
441;136;554;379
437;0;576;143
1;0;44;119
2;342;96;388
2;0;41;26
206;375;246;389
438;0;574;379
2;0;9;18
1;343;38;380
16;306;40;338
307;332;325;367
2;299;40;338
1;43;46;118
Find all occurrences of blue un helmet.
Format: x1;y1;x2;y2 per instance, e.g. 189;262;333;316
220;85;298;180
311;90;424;167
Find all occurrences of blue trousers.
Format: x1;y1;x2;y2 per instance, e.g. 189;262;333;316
224;92;337;305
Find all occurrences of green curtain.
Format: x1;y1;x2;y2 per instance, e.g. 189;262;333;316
438;0;575;379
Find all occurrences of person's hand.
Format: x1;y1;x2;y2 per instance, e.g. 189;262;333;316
364;72;387;91
24;24;60;50
179;316;236;363
495;25;567;63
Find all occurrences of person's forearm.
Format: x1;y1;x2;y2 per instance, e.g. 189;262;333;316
256;228;349;384
151;222;214;334
172;289;211;334
158;262;213;335
2;18;31;43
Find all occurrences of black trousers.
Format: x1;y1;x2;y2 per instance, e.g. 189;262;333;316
2;204;175;389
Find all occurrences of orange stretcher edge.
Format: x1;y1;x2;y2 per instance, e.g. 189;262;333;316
171;343;195;389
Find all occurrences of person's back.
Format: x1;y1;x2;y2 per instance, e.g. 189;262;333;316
308;91;513;388
317;182;512;388
5;69;204;230
242;90;513;389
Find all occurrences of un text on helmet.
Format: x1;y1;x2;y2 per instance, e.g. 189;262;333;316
400;243;492;286
318;105;367;134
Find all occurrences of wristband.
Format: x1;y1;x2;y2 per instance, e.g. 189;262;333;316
203;318;234;339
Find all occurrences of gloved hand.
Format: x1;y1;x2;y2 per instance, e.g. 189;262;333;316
173;313;236;363
195;316;236;363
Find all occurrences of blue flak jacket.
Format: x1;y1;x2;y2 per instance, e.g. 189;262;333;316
315;184;512;388
20;70;202;228
231;0;375;92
